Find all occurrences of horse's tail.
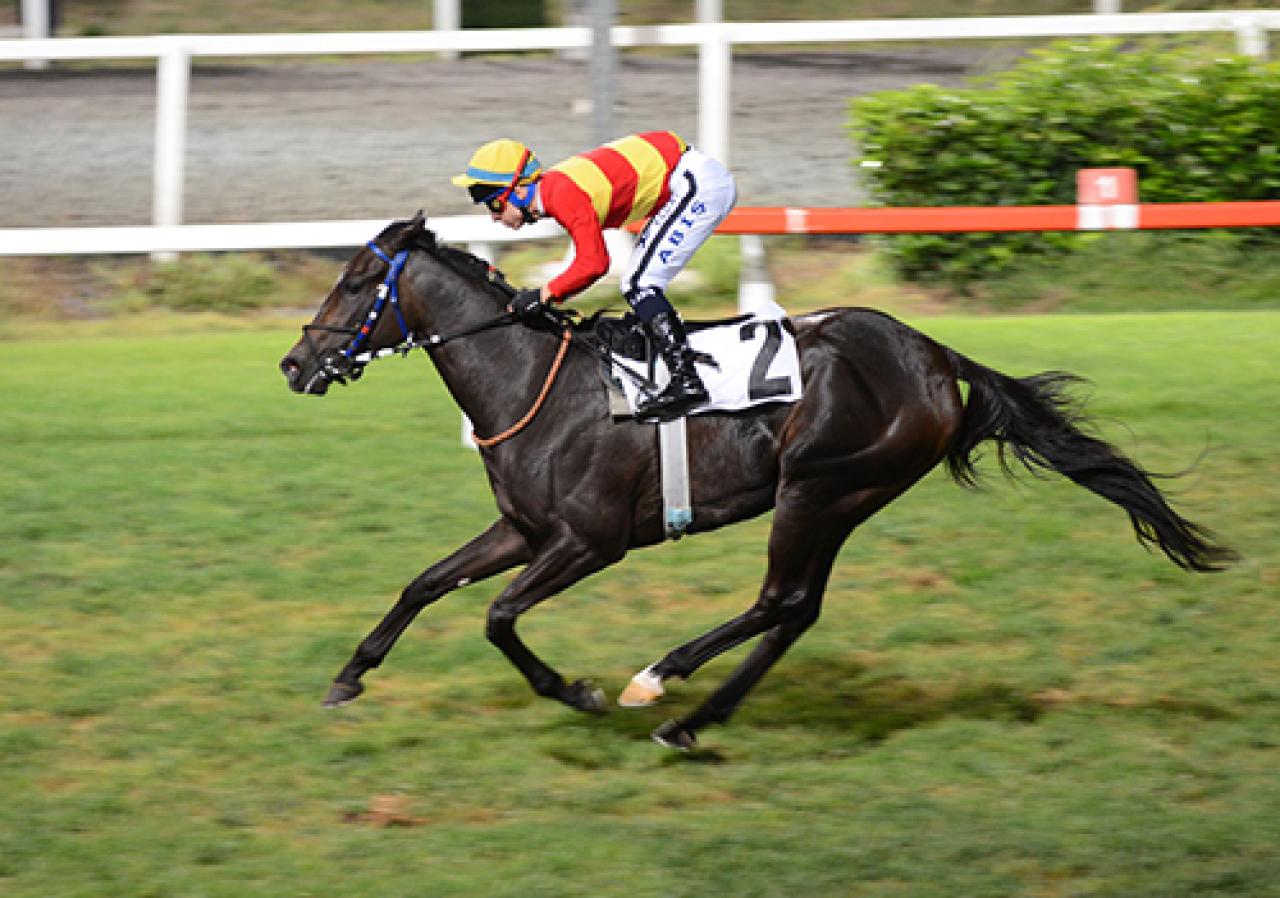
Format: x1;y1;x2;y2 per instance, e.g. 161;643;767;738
943;349;1237;573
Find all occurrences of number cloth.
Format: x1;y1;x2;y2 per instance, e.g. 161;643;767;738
610;312;802;418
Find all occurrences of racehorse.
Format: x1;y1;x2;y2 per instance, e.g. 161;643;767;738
279;213;1235;749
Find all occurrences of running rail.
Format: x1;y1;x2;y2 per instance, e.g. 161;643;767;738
707;201;1280;234
3;201;1280;256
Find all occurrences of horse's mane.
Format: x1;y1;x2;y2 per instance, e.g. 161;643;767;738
377;215;512;299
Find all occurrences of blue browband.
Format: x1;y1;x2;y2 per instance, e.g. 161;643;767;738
341;242;413;360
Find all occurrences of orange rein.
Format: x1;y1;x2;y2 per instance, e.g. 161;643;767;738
472;327;574;449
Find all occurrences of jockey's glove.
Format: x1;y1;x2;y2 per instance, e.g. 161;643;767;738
511;288;547;322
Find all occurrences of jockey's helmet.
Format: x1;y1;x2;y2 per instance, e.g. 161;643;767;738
452;139;543;208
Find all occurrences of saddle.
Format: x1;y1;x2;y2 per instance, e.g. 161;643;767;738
589;312;650;363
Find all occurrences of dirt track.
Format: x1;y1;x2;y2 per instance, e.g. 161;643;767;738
0;47;1020;229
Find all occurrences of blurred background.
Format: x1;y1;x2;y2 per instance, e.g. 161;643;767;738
1;0;1276;318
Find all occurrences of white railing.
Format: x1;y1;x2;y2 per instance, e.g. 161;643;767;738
0;216;566;256
1;12;1278;257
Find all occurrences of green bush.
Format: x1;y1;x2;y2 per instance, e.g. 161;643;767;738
849;39;1280;287
116;253;281;313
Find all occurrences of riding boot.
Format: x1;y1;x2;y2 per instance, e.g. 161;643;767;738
637;309;710;423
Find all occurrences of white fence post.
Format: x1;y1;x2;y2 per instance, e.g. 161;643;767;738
697;23;731;166
20;0;50;70
560;0;588;61
590;0;616;145
1094;0;1121;14
737;234;776;315
152;42;191;261
432;0;459;61
1236;19;1269;58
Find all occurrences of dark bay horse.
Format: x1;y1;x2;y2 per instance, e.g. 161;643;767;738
280;213;1234;749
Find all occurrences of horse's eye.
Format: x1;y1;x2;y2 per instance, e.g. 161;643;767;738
344;276;368;295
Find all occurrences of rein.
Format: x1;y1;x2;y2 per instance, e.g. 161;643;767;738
472;326;574;449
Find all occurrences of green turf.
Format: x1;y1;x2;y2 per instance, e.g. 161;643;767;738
2;311;1277;897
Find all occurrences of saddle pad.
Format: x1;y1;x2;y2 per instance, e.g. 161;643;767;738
610;316;803;417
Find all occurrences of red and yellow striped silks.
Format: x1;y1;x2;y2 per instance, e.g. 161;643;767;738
541;131;687;298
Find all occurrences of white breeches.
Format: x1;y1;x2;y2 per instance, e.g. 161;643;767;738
621;148;738;296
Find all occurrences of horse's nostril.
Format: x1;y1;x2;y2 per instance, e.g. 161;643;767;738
281;357;301;377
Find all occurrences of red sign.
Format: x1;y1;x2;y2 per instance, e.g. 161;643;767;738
1077;168;1138;205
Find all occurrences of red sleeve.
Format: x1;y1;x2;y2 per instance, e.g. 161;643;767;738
540;172;611;301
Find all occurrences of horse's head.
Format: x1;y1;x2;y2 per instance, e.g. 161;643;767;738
280;212;429;395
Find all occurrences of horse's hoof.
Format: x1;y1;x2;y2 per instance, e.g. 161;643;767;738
618;667;664;708
322;681;364;708
567;679;608;715
652;719;697;751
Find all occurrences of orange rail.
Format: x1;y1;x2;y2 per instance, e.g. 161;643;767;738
1138;201;1280;229
625;201;1280;235
715;206;1077;233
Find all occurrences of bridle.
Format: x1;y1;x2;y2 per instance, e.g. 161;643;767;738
300;232;578;448
300;239;518;390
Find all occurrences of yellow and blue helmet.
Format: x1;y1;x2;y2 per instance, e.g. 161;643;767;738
452;139;542;198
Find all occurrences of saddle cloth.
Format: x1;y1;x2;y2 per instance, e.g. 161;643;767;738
605;312;803;419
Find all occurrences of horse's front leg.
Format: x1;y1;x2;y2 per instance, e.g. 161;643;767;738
324;517;530;707
485;530;615;714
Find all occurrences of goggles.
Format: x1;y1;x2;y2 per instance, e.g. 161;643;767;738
470;183;509;214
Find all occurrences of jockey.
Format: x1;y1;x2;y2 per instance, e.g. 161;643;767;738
452;131;738;423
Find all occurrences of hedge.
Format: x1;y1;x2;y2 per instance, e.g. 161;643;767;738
848;39;1280;286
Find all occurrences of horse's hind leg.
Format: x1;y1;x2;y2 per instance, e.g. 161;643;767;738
644;534;843;750
325;518;530;707
652;597;824;750
631;483;905;748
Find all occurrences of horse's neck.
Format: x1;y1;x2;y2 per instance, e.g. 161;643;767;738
409;260;560;436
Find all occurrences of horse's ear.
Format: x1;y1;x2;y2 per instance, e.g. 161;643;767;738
399;210;433;252
409;213;438;253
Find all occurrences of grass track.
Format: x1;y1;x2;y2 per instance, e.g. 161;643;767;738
2;310;1278;897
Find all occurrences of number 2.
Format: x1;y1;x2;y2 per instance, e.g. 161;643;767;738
739;320;792;401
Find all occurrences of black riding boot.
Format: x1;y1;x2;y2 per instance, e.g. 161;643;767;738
637;309;710;423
